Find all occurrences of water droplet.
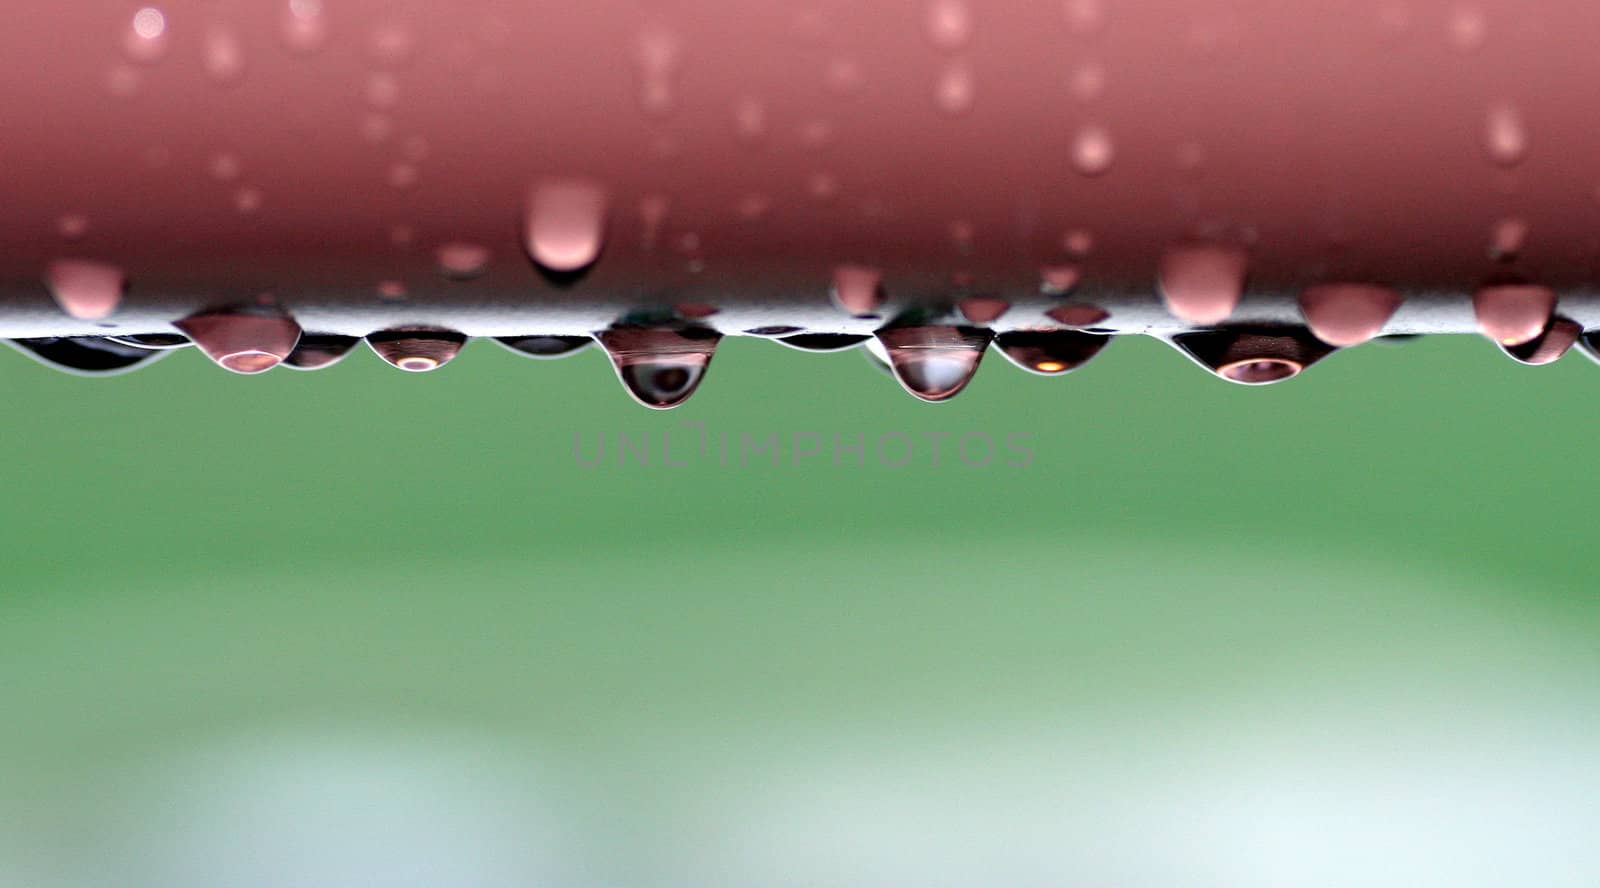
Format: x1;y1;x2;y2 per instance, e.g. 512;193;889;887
174;309;302;374
1039;264;1082;295
775;333;871;352
1500;317;1579;365
4;337;170;376
1489;216;1529;261
366;328;467;371
208;152;242;182
283;334;360;370
281;0;328;54
234;186;263;214
494;335;593;359
1045;303;1110;326
376;280;407;301
808;171;840;203
1064;0;1107;34
44;259;125;320
734;97;767;143
934;62;976;115
1170;327;1335;385
596;327;722;409
1449;5;1487;52
994;329;1111;375
57;214;90;241
1069;62;1106;101
124;7;169;63
1062;228;1095;257
525;178;608;279
1298;283;1403;346
832;265;884;316
203;25;246;84
1158;244;1249;324
1484;102;1528;167
1071;124;1115;176
1473;282;1555;345
958;296;1009;324
436;242;491;280
366;72;401;108
925;0;973;50
875;325;993;402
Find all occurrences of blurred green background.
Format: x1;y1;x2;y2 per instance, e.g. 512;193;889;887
1;335;1597;885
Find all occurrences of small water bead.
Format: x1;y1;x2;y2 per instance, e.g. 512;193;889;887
1062;228;1095;257
1483;102;1528;167
376;280;408;301
525;178;609;275
1040;264;1082;294
1071;124;1115;176
208;153;242;182
45;259;125;320
367;328;467;372
958;297;1009;324
1158;244;1249;324
1489;216;1529;261
925;0;973;50
831;265;884;316
875;325;993;402
57;215;90;241
1473;282;1554;345
174;309;302;374
935;62;976;115
281;0;328;54
596;327;722;409
948;219;976;254
124;7;169;63
203;26;246;85
435;242;491;280
1298;283;1403;346
994;329;1111;376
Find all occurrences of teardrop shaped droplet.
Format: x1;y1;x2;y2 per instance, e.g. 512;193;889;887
1473;282;1555;346
775;333;871;352
44;259;125;320
596;327;722;409
1158;244;1249;324
1298;283;1403;346
994;329;1111;376
284;334;361;370
494;335;594;359
173;309;302;374
958;297;1010;324
874;325;993;402
366;328;467;372
525;178;608;282
1499;317;1579;365
831;265;884;316
436;241;492;280
4;337;171;377
1169;327;1336;385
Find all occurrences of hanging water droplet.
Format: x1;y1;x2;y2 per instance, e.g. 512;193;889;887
596;327;722;409
436;242;491;280
832;265;884;316
875;325;993;402
525;178;608;280
174;309;302;374
1483;102;1528;167
1449;5;1487;52
1062;228;1095;257
281;0;328;54
1071;124;1115;176
203;25;246;85
1489;216;1529;261
366;328;467;371
1170;327;1335;385
1158;244;1249;324
283;334;360;370
1045;303;1110;326
994;329;1111;375
1298;283;1403;346
934;62;976;115
925;0;972;50
4;337;171;376
1040;264;1082;295
775;333;871;352
1473;281;1555;345
44;259;125;320
1499;317;1579;365
493;335;593;359
958;297;1009;324
124;7;170;63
